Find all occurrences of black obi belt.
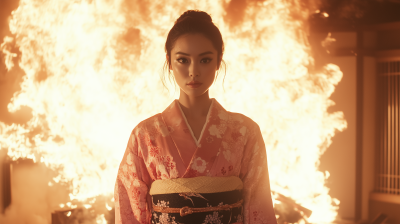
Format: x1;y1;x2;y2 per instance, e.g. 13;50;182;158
150;176;244;224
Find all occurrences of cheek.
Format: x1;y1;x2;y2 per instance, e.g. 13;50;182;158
202;64;218;78
173;64;188;76
172;66;188;87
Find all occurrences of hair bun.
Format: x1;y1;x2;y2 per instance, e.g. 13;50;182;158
175;10;212;24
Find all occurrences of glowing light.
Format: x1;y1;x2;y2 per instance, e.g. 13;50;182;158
0;36;17;71
83;204;92;209
96;214;107;224
66;211;71;217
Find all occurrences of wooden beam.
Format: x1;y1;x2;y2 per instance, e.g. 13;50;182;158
355;29;364;222
370;192;400;204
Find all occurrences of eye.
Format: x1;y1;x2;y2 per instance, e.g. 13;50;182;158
200;58;212;64
177;58;188;64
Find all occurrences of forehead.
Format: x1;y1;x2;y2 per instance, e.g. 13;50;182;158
172;33;216;54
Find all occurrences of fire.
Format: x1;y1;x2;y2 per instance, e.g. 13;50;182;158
1;0;346;223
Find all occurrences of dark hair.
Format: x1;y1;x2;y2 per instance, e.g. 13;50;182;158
162;10;226;90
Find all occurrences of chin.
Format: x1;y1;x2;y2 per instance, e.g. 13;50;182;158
184;88;209;97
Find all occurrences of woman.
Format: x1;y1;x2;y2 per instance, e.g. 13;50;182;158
115;10;277;224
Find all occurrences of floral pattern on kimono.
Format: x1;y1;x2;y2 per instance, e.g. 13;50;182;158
115;99;277;224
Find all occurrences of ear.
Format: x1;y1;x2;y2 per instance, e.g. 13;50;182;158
166;54;172;70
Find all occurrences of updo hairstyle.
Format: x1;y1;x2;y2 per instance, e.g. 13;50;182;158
162;10;226;88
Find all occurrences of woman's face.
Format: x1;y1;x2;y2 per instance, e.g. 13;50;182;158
169;33;221;98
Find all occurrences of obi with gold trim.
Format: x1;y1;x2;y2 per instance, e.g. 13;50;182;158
150;176;244;224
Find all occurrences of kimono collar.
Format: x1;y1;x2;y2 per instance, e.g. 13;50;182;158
161;98;229;173
162;98;227;144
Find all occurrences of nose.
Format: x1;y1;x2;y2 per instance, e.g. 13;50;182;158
189;60;200;77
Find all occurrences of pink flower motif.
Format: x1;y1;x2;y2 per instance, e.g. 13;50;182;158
206;136;214;143
221;167;226;175
131;188;141;201
168;161;175;170
253;211;258;221
228;165;233;171
149;146;159;157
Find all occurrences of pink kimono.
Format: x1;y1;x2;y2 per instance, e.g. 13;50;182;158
114;99;277;224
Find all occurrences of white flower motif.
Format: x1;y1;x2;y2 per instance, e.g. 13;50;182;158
126;152;134;165
247;166;255;179
209;125;222;138
253;142;260;156
236;214;243;222
223;150;231;162
157;213;178;224
191;157;207;173
121;175;131;189
124;159;137;174
158;164;167;174
171;116;182;127
133;179;141;187
202;211;223;224
170;166;179;178
218;110;228;121
122;164;128;173
239;126;247;136
155;200;169;207
155;120;169;137
221;141;229;149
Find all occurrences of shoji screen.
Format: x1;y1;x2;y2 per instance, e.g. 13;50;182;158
376;60;400;195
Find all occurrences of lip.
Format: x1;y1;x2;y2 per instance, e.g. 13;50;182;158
186;81;203;88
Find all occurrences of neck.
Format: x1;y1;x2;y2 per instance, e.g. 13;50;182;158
178;90;212;119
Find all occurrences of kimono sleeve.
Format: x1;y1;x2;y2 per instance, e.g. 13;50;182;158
240;123;277;224
114;130;152;224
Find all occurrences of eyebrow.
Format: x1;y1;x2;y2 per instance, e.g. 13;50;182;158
175;51;214;56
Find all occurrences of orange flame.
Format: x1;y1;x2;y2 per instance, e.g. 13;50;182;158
1;0;346;223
